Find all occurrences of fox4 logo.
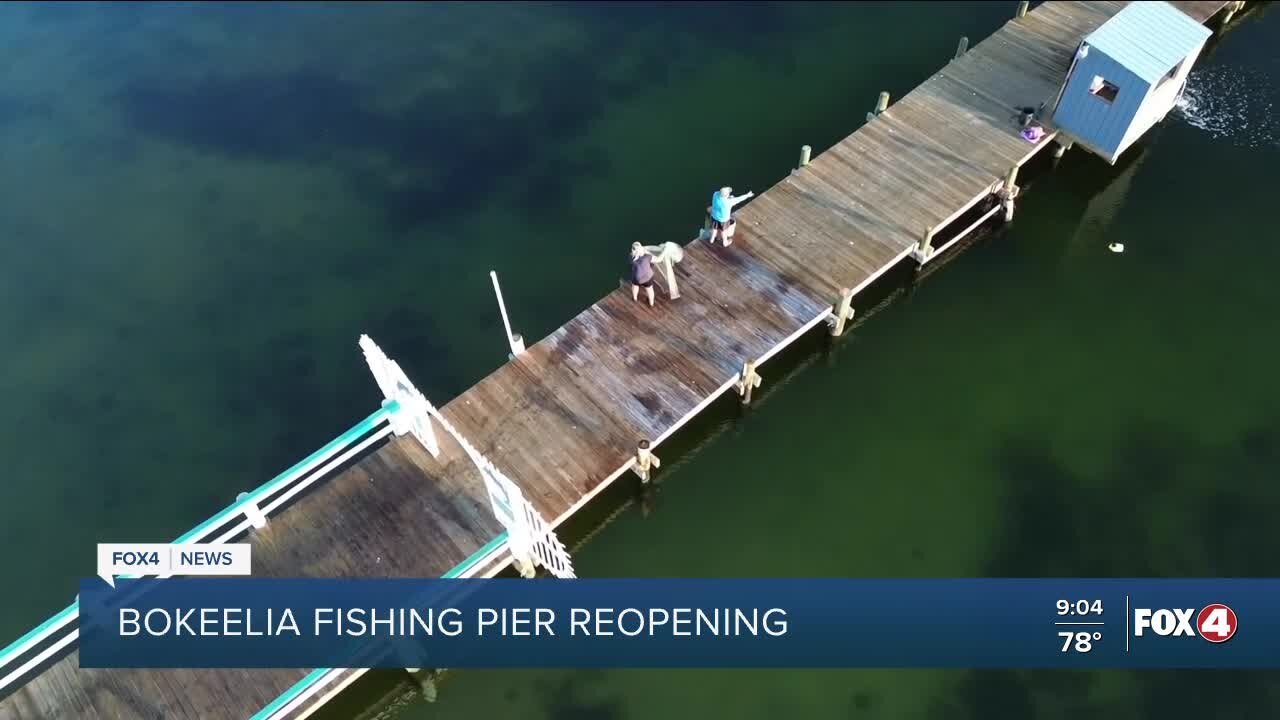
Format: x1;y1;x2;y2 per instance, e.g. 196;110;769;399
1133;604;1238;643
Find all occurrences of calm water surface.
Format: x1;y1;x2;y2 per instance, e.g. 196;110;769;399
1;2;1278;719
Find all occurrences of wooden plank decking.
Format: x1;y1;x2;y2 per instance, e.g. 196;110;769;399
0;2;1233;719
0;436;506;720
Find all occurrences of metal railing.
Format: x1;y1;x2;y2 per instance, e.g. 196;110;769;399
247;336;575;720
0;333;577;718
0;401;400;692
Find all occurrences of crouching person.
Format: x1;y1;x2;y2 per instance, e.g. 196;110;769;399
629;242;656;307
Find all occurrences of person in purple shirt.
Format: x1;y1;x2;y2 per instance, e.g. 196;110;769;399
629;242;655;306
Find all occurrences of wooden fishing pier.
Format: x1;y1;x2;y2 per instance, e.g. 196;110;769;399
0;2;1241;718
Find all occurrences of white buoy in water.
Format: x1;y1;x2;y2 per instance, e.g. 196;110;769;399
1108;242;1125;253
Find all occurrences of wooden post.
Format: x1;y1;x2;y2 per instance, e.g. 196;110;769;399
701;206;713;242
1053;140;1073;159
1000;167;1019;222
407;668;440;703
830;288;855;337
511;548;537;579
634;439;660;483
867;91;889;122
1221;0;1242;26
955;36;969;59
1005;165;1019;190
1016;1;1029;18
798;145;811;169
662;257;679;300
915;226;935;263
736;361;762;405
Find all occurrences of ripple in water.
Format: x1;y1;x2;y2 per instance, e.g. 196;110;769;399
1174;65;1279;148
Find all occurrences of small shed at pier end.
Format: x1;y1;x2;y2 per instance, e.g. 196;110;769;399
1050;1;1212;164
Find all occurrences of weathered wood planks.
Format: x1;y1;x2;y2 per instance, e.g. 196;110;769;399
0;2;1233;718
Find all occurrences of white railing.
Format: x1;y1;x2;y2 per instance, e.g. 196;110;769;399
2;334;575;708
253;337;576;720
0;401;401;692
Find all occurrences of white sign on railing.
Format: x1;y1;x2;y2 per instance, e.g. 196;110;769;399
359;334;576;579
360;334;439;457
479;467;575;579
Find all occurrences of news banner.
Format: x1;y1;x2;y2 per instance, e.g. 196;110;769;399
81;544;1277;669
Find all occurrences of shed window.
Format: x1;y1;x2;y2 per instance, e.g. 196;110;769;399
1157;61;1181;89
1089;75;1119;103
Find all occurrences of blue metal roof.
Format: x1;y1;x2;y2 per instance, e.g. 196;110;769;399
1084;1;1212;84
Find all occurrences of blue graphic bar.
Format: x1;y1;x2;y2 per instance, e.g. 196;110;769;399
78;578;1276;669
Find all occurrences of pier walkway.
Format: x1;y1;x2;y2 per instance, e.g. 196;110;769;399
0;2;1233;718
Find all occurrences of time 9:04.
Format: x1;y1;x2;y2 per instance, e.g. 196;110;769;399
1057;599;1103;615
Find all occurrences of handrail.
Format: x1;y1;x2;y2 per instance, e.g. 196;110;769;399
0;403;399;679
176;402;398;545
249;531;511;720
0;604;78;677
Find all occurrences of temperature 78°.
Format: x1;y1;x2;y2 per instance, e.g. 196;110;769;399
1059;631;1101;653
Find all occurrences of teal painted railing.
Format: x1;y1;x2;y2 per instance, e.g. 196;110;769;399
0;603;78;673
0;402;399;674
174;402;397;545
248;531;511;720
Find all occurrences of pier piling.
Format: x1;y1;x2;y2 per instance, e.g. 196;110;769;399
635;440;660;483
831;288;856;337
736;361;762;405
867;91;890;122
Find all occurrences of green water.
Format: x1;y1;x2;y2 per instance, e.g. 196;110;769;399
2;2;1278;719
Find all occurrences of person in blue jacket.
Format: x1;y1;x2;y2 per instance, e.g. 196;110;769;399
709;186;754;246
